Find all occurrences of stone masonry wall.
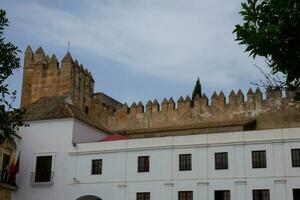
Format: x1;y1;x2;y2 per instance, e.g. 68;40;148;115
105;88;300;133
21;46;94;113
21;46;300;136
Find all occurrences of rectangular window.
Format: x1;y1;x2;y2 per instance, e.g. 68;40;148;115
138;156;149;172
179;154;192;171
178;191;193;200
292;149;300;167
215;190;230;200
253;190;270;200
252;150;267;168
136;192;150;200
35;156;52;182
91;159;102;175
293;189;300;200
215;152;228;170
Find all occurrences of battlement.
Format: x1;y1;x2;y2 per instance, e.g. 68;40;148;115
112;88;289;115
20;45;300;138
21;46;94;112
105;88;300;136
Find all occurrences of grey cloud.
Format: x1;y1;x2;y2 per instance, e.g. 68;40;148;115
8;0;268;90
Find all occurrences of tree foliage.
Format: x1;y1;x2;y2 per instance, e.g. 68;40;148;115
192;78;202;101
0;9;26;145
234;0;300;93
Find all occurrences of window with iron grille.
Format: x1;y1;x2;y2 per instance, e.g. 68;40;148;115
253;189;270;200
215;152;228;170
178;191;193;200
292;149;300;167
252;150;266;168
215;190;230;200
138;156;149;172
136;192;150;200
179;154;192;171
35;156;52;182
91;159;102;175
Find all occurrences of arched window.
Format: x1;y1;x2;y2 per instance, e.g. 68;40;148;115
76;195;102;200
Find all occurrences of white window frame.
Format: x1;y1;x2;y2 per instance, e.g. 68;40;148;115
31;152;56;186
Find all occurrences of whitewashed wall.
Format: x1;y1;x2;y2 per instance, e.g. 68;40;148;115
13;122;300;200
72;119;108;143
12;119;107;200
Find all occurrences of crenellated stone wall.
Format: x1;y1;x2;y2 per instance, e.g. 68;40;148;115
21;46;300;138
105;88;300;134
21;46;94;113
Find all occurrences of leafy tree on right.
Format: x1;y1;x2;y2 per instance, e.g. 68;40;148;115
234;0;300;99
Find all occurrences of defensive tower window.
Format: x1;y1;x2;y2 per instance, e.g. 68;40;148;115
85;106;89;114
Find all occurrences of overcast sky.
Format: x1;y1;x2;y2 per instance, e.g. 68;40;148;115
1;0;267;107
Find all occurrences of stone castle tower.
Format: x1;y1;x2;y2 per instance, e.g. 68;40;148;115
21;46;300;138
21;46;94;113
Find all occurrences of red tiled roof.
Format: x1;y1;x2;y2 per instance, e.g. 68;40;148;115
24;96;110;133
100;135;127;142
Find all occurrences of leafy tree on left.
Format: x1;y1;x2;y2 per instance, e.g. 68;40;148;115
0;9;26;145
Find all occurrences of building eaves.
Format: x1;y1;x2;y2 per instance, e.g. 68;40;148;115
24;96;110;133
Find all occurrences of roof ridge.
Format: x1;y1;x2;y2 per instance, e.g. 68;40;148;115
45;99;73;119
64;102;76;118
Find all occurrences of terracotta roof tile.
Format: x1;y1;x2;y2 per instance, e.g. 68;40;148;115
99;135;127;142
24;96;109;133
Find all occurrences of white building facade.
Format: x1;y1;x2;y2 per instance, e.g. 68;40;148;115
12;46;300;200
13;118;300;200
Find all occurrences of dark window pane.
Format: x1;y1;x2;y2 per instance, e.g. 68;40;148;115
178;191;193;200
215;152;228;170
138;156;149;172
252;151;266;168
293;189;300;200
179;154;192;171
35;156;52;182
91;159;102;175
292;149;300;167
253;190;270;200
215;190;230;200
137;192;150;200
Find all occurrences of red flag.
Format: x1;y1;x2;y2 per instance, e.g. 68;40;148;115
8;152;20;184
